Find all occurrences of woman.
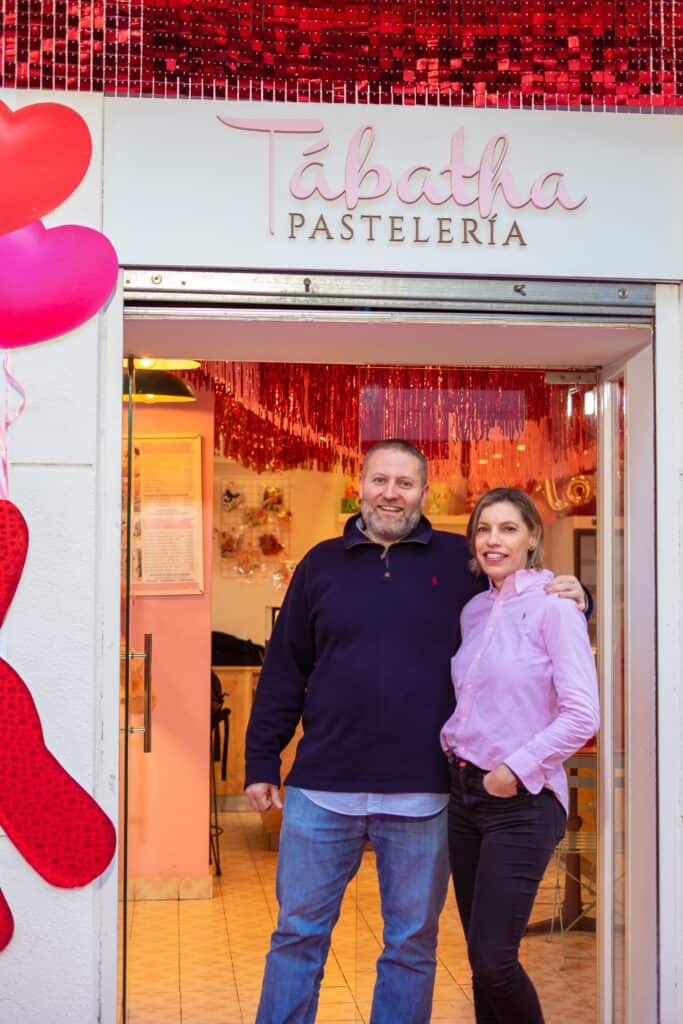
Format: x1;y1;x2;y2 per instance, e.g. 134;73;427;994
440;487;600;1024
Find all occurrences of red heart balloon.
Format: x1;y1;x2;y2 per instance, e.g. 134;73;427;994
0;221;118;347
0;101;92;237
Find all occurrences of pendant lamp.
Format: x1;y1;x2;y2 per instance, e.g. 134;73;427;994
122;369;196;404
123;357;200;371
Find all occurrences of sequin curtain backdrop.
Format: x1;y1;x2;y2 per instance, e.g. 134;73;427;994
187;362;597;503
0;2;681;109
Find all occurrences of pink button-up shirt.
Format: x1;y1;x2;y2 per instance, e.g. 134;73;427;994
440;568;600;814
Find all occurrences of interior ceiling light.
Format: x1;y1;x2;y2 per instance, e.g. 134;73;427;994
122;369;196;404
122;357;201;370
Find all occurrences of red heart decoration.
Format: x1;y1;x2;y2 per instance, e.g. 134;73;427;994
0;221;118;348
0;660;116;889
0;500;28;629
0;101;92;237
0;891;13;951
0;499;116;945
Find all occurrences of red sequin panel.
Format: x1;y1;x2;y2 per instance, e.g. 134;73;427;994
0;499;116;952
0;2;681;108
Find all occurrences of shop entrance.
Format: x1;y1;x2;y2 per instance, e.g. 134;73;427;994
119;273;656;1024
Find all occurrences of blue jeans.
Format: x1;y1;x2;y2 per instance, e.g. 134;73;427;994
255;787;450;1024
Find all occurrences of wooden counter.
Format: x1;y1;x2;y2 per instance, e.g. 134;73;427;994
211;664;302;848
211;665;261;796
260;725;303;850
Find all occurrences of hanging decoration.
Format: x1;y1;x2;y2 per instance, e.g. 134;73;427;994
0;502;116;951
195;361;360;475
188;361;597;511
0;3;677;111
218;476;293;582
0;99;118;952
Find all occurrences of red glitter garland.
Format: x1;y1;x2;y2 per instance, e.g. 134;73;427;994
186;361;597;504
0;2;680;109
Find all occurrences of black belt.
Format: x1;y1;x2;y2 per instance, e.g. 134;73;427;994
447;754;484;772
447;754;531;796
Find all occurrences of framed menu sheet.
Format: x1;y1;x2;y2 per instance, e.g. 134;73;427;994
129;433;204;596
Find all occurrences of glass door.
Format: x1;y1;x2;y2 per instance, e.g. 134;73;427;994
120;357;154;1023
597;345;656;1023
119;357;207;1023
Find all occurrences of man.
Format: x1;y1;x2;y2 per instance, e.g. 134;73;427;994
245;439;586;1024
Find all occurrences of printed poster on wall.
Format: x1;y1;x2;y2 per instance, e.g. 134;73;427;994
128;433;204;595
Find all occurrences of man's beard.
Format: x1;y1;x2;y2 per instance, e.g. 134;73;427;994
360;499;422;544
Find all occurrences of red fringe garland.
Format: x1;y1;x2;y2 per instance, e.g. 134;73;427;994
185;362;597;503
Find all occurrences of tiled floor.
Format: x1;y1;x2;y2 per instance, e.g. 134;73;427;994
121;810;597;1023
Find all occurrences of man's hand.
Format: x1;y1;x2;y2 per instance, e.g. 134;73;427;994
545;574;585;612
483;764;518;798
246;782;283;812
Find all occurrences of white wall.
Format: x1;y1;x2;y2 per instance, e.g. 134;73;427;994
0;90;120;1023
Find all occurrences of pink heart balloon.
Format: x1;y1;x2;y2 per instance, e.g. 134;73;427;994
0;221;118;348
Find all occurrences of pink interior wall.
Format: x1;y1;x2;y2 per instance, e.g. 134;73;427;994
122;391;215;882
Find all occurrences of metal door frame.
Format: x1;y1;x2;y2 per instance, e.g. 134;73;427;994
112;268;662;1024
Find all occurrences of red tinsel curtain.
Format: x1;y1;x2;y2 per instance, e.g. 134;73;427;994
186;361;597;510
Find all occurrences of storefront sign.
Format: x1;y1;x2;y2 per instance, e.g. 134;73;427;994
216;117;586;247
102;98;683;279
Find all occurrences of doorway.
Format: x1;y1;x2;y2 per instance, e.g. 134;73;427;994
119;281;656;1024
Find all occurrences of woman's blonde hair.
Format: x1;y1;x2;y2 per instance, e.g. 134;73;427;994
466;487;544;575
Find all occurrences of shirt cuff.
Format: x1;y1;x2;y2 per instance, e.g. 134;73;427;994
503;749;546;795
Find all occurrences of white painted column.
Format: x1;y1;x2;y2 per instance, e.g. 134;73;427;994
654;283;683;1024
0;89;121;1024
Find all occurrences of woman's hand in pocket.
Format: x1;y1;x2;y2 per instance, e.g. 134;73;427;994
483;763;519;798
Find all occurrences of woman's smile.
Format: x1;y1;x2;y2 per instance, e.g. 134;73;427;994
474;500;539;588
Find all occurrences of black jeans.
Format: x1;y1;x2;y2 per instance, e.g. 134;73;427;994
447;761;566;1024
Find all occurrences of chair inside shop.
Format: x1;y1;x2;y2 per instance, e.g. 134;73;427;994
209;670;230;876
547;753;597;961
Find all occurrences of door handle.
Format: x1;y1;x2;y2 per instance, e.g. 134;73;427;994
143;633;152;753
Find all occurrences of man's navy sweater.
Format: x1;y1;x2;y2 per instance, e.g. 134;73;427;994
245;515;482;795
